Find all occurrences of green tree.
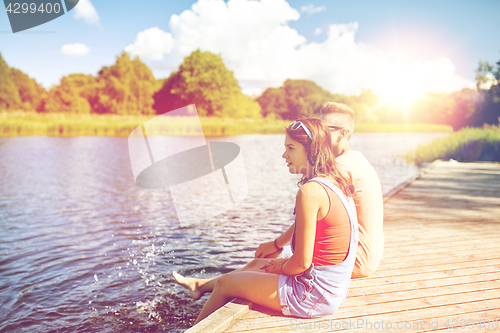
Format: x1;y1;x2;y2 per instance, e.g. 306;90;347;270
475;58;500;125
257;79;345;120
0;53;22;110
476;59;499;89
495;59;500;80
154;49;261;118
349;89;380;123
256;86;287;118
476;85;500;126
10;68;47;111
95;52;157;115
450;89;481;129
221;93;262;118
283;79;334;119
407;89;480;130
45;74;97;113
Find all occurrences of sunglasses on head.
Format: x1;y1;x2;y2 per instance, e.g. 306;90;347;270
290;121;313;140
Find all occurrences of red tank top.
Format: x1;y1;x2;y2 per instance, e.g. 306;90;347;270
312;181;351;266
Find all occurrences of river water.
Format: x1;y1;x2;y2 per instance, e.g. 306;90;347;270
0;133;446;332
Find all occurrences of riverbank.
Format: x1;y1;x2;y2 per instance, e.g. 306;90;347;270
186;160;500;332
0;111;453;137
407;125;500;166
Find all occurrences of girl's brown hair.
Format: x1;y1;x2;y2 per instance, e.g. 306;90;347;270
286;118;354;197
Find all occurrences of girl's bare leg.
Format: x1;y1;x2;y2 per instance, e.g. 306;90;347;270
194;270;281;325
172;258;277;300
172;272;213;300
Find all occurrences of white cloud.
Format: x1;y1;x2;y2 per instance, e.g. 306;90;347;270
313;27;322;35
73;0;100;26
164;0;304;91
125;28;175;60
130;0;474;96
295;23;475;96
301;4;326;15
60;43;90;57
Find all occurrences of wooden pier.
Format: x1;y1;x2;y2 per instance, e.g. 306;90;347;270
185;161;500;332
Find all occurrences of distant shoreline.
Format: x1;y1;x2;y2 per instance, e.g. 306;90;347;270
0;111;453;137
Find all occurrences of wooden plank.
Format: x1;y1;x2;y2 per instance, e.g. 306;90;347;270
347;265;500;288
384;237;500;250
224;274;500;329
366;258;500;278
379;243;498;259
375;256;500;273
349;272;500;296
224;297;500;331
384;233;500;247
298;288;497;320
418;309;500;332
347;280;500;304
226;298;500;332
184;298;252;333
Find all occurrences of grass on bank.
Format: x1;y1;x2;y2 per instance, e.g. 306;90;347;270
354;123;452;133
1;111;453;137
0;111;291;137
407;124;500;166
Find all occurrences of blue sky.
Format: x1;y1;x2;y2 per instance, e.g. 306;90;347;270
1;0;499;99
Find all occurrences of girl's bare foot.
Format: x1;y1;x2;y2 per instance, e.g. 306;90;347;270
172;271;203;300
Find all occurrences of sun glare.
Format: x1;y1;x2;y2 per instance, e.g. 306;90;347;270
376;69;425;109
379;83;422;108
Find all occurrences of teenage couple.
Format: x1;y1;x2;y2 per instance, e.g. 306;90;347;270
174;102;384;324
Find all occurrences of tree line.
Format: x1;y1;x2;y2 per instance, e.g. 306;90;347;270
0;50;499;128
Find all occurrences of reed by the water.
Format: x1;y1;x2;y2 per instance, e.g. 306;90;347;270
354;122;453;133
407;124;500;166
0;111;290;137
1;111;453;137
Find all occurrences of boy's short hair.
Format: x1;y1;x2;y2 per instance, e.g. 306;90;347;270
319;102;355;137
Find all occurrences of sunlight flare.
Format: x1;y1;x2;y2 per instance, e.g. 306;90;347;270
378;83;423;108
375;65;426;108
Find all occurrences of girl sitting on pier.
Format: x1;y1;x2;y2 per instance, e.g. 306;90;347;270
173;118;358;325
